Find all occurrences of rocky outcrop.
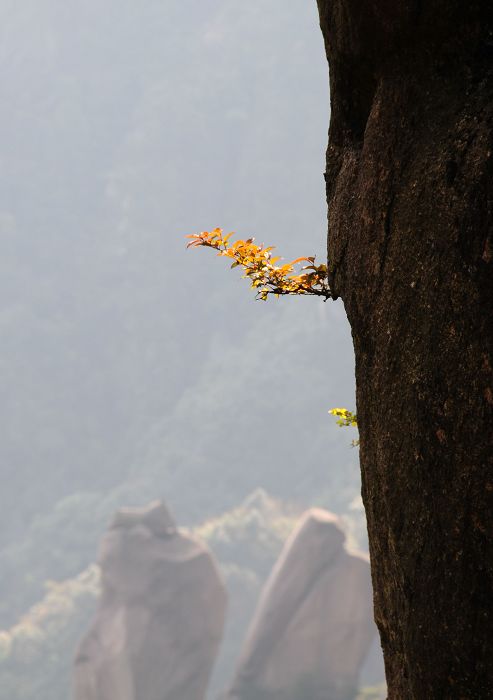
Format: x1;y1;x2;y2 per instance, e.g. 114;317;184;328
228;508;377;700
73;501;227;700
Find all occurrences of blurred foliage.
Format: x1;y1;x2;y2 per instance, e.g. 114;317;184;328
0;0;368;697
0;0;358;628
197;490;299;694
356;685;387;700
197;488;297;574
0;567;99;700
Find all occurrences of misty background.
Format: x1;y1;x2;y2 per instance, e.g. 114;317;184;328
0;1;373;697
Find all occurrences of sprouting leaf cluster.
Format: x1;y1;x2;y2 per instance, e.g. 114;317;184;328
186;228;331;301
328;407;358;428
329;408;359;447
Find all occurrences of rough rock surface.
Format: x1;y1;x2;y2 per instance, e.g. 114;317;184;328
228;508;377;700
73;501;227;700
317;2;493;696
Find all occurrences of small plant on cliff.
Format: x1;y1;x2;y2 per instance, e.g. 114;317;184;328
328;407;357;428
186;228;358;439
329;407;359;446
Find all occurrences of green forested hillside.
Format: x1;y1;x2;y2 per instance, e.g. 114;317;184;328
0;0;365;695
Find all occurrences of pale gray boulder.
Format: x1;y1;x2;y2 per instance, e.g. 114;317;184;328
228;508;377;700
74;501;227;700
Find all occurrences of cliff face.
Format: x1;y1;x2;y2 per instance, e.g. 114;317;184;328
317;1;493;696
74;501;227;700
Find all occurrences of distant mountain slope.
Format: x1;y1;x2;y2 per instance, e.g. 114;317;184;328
0;0;359;647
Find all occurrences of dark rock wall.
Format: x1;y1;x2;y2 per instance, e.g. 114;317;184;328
317;1;493;697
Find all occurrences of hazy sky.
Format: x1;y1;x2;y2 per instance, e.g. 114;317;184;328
0;4;366;696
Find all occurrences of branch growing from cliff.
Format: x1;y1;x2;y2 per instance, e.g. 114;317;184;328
186;228;332;301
